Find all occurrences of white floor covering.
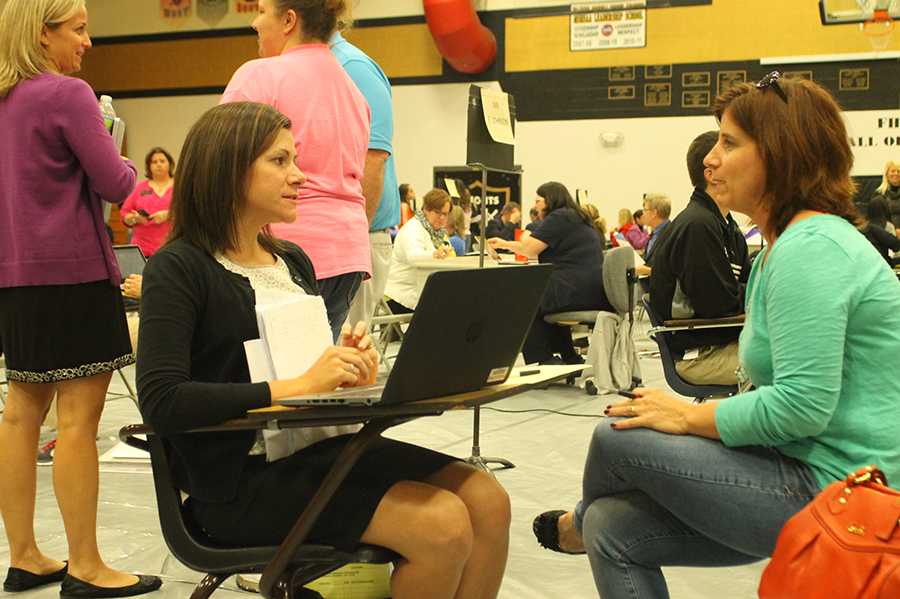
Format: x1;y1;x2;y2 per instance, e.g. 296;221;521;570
0;320;766;598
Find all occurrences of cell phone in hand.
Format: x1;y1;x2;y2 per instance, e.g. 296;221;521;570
136;209;150;218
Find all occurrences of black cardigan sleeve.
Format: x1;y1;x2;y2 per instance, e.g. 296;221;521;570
136;246;271;435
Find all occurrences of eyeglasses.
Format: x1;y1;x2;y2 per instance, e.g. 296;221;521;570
756;70;788;104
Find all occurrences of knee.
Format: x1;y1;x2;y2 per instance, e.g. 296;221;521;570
463;471;512;533
419;493;474;563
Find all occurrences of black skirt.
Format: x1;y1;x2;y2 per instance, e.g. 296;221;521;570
0;280;134;383
188;434;458;552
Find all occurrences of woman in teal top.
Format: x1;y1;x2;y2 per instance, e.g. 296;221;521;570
533;73;900;599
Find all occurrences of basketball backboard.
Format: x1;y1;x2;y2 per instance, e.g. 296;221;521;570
819;0;899;25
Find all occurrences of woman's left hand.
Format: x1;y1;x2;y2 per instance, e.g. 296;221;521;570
339;321;379;386
150;210;169;224
606;388;692;435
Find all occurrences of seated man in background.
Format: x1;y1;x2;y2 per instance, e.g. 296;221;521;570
649;130;750;385
485;201;521;241
634;193;672;278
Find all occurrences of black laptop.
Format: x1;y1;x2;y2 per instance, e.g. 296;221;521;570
113;244;147;280
280;264;552;407
112;245;147;311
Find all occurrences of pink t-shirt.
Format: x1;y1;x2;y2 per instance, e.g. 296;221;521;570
120;179;173;257
221;44;372;280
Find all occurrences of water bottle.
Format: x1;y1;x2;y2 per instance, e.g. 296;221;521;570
99;94;116;134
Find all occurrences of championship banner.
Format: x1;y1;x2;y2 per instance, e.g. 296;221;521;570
570;2;646;52
235;0;259;13
161;0;191;19
198;0;228;25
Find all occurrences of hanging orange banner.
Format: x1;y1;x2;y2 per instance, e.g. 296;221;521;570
235;0;258;13
160;0;192;19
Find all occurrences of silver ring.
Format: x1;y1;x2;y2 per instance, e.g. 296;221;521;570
629;405;635;415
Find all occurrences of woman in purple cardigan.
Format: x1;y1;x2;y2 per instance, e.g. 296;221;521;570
0;1;160;596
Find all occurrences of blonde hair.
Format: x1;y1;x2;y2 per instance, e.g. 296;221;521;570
617;208;634;227
581;203;607;239
876;160;900;195
0;0;84;97
446;205;465;237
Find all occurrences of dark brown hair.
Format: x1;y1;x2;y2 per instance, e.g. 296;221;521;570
168;102;291;256
144;146;175;180
713;78;858;237
686;131;717;189
273;0;346;42
422;188;451;212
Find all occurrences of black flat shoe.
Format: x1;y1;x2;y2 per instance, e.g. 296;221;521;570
3;562;68;592
532;510;586;555
59;574;162;598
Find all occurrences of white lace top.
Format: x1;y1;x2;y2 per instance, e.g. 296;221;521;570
216;254;361;460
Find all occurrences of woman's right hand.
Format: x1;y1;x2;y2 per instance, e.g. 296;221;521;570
301;346;373;392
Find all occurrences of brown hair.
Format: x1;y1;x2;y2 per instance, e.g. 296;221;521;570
272;0;345;42
581;203;606;238
144;146;175;180
500;201;521;217
168;102;291;256
422;188;451;212
713;77;858;237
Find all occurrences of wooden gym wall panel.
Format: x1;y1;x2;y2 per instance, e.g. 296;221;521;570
345;24;444;79
505;0;899;73
79;36;258;93
79;23;441;93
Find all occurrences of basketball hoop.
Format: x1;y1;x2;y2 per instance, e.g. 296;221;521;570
861;9;895;50
861;7;895;51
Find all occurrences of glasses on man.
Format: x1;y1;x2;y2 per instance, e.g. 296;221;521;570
756;70;788;104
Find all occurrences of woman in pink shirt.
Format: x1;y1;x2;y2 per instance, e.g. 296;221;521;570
221;0;371;340
120;147;174;257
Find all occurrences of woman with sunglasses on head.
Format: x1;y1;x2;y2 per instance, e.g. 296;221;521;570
221;0;371;341
0;1;161;596
137;103;511;599
533;73;900;598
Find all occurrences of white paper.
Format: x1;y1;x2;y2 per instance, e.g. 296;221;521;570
243;338;274;383
479;87;515;145
444;178;460;198
256;295;332;380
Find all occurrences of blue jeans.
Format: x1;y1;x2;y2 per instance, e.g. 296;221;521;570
317;272;363;342
574;420;820;599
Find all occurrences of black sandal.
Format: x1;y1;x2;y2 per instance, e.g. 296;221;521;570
532;510;586;555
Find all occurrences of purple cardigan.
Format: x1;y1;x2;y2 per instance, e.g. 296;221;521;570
0;73;137;288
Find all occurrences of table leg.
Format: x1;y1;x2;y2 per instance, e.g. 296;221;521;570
465;405;515;472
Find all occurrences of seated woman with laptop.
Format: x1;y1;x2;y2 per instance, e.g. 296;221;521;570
489;181;611;365
136;102;511;599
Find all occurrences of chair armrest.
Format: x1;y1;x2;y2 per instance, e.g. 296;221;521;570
651;314;745;335
118;423;151;452
661;314;745;328
371;314;413;326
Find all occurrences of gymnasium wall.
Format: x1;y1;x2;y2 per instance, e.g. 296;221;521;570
80;0;900;224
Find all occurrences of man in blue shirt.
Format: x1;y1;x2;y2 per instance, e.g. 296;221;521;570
332;28;400;326
641;193;671;265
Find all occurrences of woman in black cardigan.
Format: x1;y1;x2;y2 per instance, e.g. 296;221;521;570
137;102;511;599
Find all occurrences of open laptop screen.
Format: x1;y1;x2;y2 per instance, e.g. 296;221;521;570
112;245;147;281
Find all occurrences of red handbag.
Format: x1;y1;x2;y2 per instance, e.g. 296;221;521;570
758;465;900;599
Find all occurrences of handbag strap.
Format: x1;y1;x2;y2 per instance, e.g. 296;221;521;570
845;465;888;488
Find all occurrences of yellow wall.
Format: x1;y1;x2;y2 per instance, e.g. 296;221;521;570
505;0;900;72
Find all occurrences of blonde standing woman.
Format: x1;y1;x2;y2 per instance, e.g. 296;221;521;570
0;1;161;596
